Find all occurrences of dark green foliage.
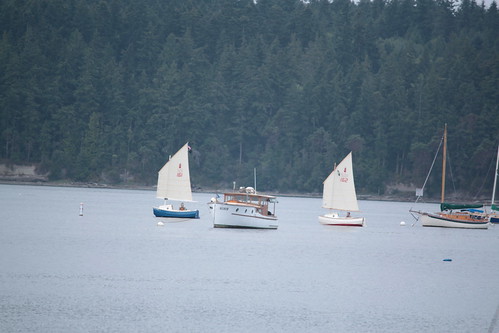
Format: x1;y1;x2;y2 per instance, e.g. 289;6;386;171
0;0;498;199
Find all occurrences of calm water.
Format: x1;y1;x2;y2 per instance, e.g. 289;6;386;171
1;184;499;332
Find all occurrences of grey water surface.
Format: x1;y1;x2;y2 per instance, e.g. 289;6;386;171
1;184;498;332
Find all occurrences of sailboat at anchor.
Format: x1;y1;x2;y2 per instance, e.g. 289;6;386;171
318;152;365;227
410;124;488;229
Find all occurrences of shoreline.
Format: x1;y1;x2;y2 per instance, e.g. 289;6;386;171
0;163;491;204
0;179;475;204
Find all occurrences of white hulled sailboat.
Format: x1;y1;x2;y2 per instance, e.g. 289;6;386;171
410;125;488;229
318;152;365;227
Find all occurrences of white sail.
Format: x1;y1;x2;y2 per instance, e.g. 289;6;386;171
156;143;193;202
322;152;360;211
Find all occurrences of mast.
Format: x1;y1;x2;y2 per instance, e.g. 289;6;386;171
441;124;447;204
492;145;499;205
254;168;257;193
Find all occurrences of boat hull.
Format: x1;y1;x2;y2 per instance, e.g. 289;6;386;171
208;202;278;229
489;214;499;223
420;213;488;229
153;207;199;219
318;213;364;227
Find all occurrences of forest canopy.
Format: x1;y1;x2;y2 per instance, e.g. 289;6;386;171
1;0;498;199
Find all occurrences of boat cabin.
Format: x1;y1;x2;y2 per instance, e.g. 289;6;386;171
223;192;277;216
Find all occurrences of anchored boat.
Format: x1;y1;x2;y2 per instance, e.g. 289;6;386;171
208;187;278;229
410;125;488;229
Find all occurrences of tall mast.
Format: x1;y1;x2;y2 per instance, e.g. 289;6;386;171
254;168;257;193
492;145;499;205
441;124;447;203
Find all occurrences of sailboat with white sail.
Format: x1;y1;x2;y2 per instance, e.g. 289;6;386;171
153;143;199;219
318;152;365;227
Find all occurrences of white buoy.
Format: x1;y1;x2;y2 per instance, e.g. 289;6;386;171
79;203;84;216
157;221;164;226
400;221;406;226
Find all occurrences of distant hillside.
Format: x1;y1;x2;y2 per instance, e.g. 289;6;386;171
0;0;498;198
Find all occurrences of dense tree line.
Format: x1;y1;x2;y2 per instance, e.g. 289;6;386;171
1;0;498;199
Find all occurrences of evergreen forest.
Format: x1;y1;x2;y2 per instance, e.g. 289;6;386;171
1;0;498;199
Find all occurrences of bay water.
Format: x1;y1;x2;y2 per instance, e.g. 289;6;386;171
1;184;498;332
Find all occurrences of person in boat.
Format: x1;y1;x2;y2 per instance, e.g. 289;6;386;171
346;212;351;217
179;202;186;211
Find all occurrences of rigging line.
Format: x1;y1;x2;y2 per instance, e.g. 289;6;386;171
446;151;457;196
473;153;495;200
488;302;499;333
415;134;444;203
